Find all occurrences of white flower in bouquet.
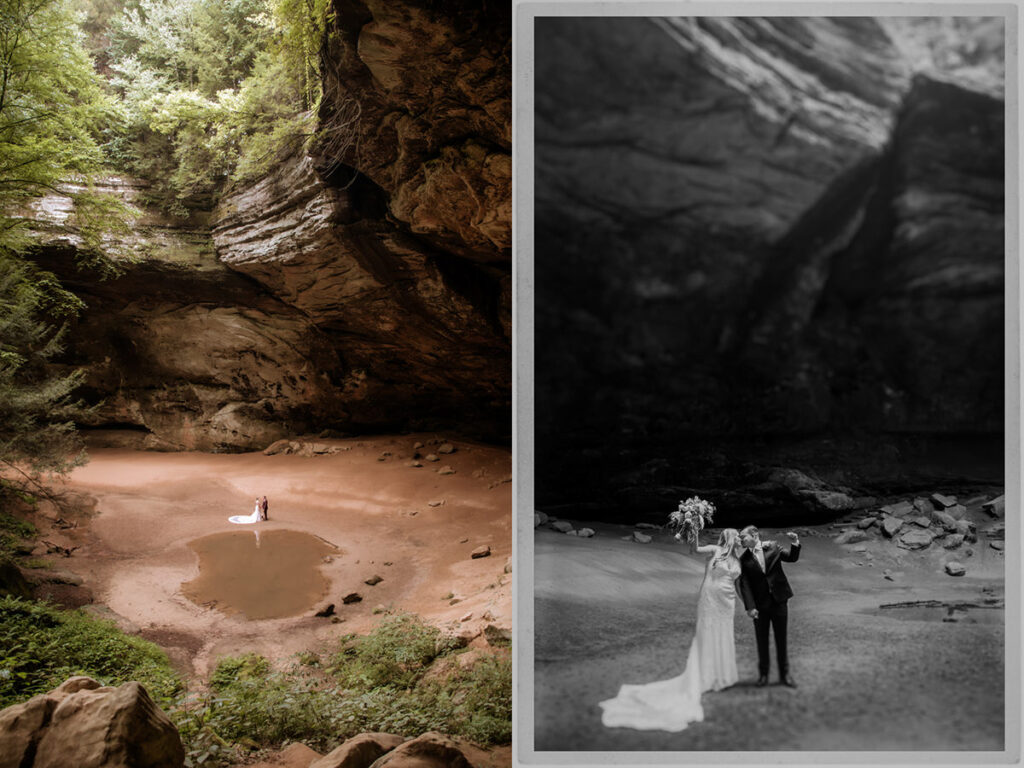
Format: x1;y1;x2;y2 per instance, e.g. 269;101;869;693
668;496;716;543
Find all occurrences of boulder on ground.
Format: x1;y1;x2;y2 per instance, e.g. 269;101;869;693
364;575;383;586
944;504;967;519
367;732;474;768
631;531;652;544
470;545;491;559
549;520;574;534
310;732;406;768
982;495;1005;517
953;519;971;536
880;500;914;517
930;509;958;531
437;443;456;454
942;534;966;549
534;513;542;528
535;511;550;526
0;676;184;768
990;540;1005;551
909;516;932;528
912;498;931;514
856;517;877;530
945;562;966;576
931;493;957;509
898;529;935;549
577;528;596;538
342;593;363;604
881;517;904;538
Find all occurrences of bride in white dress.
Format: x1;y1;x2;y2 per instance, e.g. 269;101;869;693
228;498;263;525
599;527;742;732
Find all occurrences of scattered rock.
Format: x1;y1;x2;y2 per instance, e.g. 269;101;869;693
931;493;957;509
856;517;877;530
460;612;473;623
427;499;445;507
438;466;456;475
577;528;595;538
0;676;184;768
982;494;1005;517
459;537;469;544
880;500;914;517
534;513;542;528
413;441;424;450
504;558;512;574
438;443;456;454
535;511;550;526
835;529;869;545
631;531;652;544
930;509;958;531
912;497;931;514
944;562;966;576
483;624;511;647
409;461;423;468
342;593;362;604
990;540;1005;551
262;438;295;456
635;523;659;530
309;732;405;768
369;731;475;768
315;604;336;617
945;504;967;520
953;519;972;536
364;575;383;586
549;520;574;533
909;516;932;528
471;545;491;559
565;530;578;536
942;534;966;549
881;517;904;538
898;529;935;549
425;454;440;462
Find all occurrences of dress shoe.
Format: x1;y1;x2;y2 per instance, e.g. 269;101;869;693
756;675;768;687
781;674;797;688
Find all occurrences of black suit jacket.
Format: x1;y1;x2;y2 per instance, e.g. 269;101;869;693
739;541;801;612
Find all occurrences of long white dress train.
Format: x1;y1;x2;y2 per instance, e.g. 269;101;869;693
598;547;739;732
228;502;262;525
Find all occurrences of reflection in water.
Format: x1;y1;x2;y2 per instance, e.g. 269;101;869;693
183;529;336;620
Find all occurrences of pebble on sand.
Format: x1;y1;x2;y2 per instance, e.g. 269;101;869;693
471;545;491;559
944;562;966;576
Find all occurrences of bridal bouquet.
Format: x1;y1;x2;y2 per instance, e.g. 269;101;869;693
669;496;716;543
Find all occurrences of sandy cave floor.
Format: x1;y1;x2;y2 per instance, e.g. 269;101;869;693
533;520;1009;753
31;434;511;680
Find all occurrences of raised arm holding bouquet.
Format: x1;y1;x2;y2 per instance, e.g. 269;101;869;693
669;496;716;553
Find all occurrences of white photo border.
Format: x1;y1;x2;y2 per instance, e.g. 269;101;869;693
513;2;1022;766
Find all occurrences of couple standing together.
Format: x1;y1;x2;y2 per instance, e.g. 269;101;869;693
599;525;801;732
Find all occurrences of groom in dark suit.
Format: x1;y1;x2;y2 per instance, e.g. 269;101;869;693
738;525;801;688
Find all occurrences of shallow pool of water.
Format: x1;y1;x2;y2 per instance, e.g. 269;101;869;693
182;529;337;620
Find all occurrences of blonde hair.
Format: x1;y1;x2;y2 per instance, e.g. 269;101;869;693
712;528;740;567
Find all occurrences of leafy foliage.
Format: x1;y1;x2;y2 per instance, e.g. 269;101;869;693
99;0;321;214
0;596;182;708
0;253;92;477
175;615;511;766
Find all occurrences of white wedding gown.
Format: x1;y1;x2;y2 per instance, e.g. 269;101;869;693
228;503;262;525
599;548;739;732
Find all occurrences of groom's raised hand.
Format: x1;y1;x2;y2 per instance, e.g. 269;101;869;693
747;608;758;619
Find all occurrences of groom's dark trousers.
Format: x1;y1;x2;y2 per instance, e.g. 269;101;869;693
739;542;801;678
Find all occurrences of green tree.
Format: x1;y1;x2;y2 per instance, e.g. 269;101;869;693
0;0;117;481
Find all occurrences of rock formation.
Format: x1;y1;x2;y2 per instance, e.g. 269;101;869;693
0;676;184;768
533;16;1005;515
25;0;511;450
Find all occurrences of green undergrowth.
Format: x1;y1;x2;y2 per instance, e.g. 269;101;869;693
0;602;510;767
0;596;182;708
179;613;511;765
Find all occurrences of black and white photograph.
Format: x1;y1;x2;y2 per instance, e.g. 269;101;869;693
518;4;1019;760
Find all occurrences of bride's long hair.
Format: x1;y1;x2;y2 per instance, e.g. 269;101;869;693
712;528;740;567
